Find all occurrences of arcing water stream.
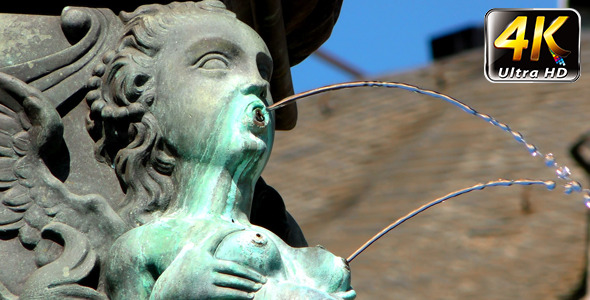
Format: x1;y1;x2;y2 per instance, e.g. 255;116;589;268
267;80;588;262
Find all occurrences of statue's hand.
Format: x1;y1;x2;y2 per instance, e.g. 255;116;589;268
150;242;266;300
209;257;267;299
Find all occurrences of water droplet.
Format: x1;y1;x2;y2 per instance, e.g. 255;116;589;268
544;181;556;191
545;153;555;167
524;144;538;155
568;181;582;193
272;81;590;211
497;123;509;131
512;132;525;144
584;192;590;209
479;113;491;122
564;183;573;194
556;166;571;180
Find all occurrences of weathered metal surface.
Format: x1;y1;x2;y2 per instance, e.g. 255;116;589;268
0;1;351;299
2;0;343;130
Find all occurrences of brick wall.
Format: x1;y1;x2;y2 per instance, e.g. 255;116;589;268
262;33;590;299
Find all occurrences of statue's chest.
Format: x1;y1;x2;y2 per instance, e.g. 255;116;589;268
214;229;285;277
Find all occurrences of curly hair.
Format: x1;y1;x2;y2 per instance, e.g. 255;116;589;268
85;1;235;226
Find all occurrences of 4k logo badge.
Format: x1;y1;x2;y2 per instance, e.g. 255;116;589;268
485;9;580;82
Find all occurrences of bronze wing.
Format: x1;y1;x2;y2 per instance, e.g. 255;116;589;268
0;7;126;299
0;72;126;299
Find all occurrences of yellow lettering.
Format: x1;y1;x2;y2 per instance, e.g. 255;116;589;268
543;16;570;57
494;16;528;61
530;16;545;61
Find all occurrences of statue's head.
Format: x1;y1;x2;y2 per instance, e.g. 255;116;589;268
86;0;274;225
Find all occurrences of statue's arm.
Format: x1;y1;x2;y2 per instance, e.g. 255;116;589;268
105;231;155;300
149;236;267;300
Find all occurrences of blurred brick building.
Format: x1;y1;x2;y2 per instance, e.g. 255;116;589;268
262;31;590;299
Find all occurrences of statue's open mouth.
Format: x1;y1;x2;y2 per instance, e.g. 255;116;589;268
241;96;271;135
254;107;265;127
249;104;269;130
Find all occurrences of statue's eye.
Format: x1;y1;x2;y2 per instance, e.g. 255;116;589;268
196;54;229;70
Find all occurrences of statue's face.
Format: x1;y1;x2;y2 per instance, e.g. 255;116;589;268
152;12;274;171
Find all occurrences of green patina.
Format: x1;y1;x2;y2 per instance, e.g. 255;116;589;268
103;2;355;299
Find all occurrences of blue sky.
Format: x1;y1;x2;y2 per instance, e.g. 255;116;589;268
291;0;558;93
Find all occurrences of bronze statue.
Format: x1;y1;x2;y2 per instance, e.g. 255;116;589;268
0;1;353;299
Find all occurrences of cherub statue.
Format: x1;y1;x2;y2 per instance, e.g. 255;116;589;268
87;2;354;299
0;1;354;299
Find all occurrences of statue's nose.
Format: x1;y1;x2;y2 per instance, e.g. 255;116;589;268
241;81;269;103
